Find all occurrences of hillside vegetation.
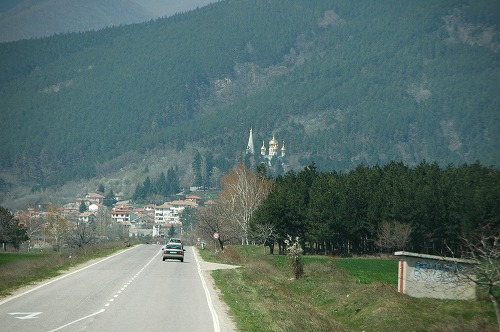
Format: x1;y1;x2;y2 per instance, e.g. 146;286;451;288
0;0;498;197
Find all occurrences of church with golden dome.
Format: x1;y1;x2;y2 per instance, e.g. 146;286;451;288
246;128;287;168
260;135;286;159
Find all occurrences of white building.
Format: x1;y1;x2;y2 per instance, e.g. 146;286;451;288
111;205;133;223
154;200;198;224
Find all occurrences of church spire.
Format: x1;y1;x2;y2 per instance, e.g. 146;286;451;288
246;128;255;155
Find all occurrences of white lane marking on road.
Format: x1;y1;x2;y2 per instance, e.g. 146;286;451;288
101;249;160;309
49;248;162;331
8;312;42;319
0;246;136;306
193;248;220;332
48;309;105;332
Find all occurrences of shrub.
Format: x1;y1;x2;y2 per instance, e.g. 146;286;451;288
285;235;304;279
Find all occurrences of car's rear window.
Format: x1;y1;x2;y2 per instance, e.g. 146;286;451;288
166;244;181;249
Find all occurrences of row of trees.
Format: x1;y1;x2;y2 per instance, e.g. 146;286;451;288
195;161;499;258
254;161;499;256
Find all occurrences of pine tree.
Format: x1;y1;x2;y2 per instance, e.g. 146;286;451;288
192;151;203;187
103;190;117;207
79;200;87;213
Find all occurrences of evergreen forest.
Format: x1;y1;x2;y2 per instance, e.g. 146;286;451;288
0;0;498;192
252;161;500;256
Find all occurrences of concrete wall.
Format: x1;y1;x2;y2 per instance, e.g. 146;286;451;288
395;251;477;300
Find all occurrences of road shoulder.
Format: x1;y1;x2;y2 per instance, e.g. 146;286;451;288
192;246;240;332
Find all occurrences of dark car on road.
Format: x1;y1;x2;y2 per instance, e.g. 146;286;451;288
162;243;185;262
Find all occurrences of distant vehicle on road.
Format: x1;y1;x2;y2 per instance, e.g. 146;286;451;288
162;243;185;262
161;238;182;250
167;238;182;245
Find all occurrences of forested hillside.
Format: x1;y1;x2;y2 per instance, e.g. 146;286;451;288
0;0;498;196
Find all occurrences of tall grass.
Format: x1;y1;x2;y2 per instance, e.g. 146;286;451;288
200;245;497;332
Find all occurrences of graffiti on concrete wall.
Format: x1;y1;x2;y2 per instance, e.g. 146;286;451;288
411;260;464;283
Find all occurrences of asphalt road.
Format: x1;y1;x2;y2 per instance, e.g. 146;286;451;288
0;244;239;332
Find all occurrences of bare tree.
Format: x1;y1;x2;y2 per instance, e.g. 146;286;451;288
196;204;237;251
251;222;276;254
375;220;412;253
459;228;499;330
17;211;45;251
71;220;98;248
196;164;273;251
44;204;72;249
218;163;273;245
95;206;111;237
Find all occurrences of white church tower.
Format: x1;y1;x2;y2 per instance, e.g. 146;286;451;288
246;128;255;155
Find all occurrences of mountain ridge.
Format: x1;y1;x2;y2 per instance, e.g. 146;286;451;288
0;0;498;209
0;0;216;42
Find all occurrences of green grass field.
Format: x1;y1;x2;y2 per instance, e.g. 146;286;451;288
0;252;48;265
335;257;398;285
199;245;497;332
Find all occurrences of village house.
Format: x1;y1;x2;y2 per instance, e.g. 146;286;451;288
154;202;174;224
111;204;133;223
185;195;201;203
154;199;198;224
84;192;104;205
78;211;96;224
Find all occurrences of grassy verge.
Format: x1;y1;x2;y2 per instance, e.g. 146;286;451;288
199;245;497;332
0;242;132;297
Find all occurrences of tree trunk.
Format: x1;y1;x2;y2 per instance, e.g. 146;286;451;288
218;238;224;251
488;287;500;332
266;240;274;255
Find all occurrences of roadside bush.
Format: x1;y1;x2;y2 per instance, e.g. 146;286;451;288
285;236;304;279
